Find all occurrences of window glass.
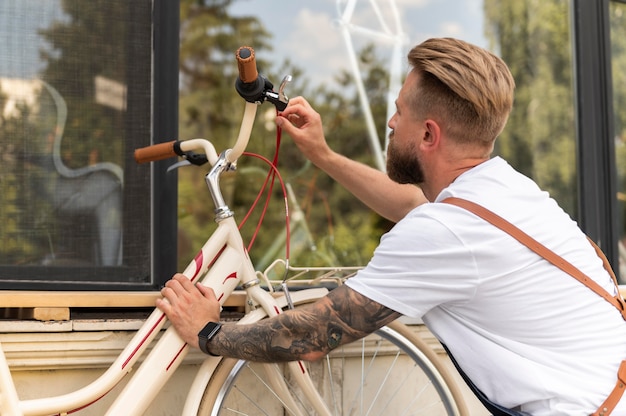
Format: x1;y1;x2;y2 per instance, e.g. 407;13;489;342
485;0;577;216
610;1;626;279
0;0;153;288
177;0;577;269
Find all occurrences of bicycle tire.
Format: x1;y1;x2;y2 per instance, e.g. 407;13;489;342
196;314;468;416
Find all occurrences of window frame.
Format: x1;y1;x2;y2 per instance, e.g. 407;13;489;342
150;0;179;290
572;0;620;273
0;0;179;291
3;0;622;288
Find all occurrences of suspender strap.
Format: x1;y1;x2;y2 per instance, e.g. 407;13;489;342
591;360;626;416
589;237;622;291
441;197;626;415
442;197;626;320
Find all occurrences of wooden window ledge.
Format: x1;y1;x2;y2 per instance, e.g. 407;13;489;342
0;290;247;322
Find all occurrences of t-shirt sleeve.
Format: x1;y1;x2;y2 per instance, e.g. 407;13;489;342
345;211;479;318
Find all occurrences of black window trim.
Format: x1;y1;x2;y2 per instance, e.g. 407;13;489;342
151;0;179;289
572;0;619;274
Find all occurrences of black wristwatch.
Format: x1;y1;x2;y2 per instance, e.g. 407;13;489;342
198;321;222;356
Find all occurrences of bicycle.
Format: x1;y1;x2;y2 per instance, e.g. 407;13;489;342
0;46;469;416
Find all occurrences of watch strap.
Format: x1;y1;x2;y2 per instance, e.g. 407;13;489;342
198;321;222;356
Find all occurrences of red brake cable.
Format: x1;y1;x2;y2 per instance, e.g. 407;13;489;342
237;113;291;261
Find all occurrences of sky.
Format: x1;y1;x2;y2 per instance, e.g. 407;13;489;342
229;0;487;88
0;0;66;79
0;0;490;170
228;0;488;163
0;0;487;84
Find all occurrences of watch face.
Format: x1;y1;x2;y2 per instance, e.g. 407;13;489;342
199;322;221;339
198;322;222;356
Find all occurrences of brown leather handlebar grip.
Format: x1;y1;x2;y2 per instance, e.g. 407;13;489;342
134;140;178;164
236;46;258;84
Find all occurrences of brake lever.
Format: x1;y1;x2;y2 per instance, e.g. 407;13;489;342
167;160;191;172
166;150;209;172
263;75;292;111
278;75;292;103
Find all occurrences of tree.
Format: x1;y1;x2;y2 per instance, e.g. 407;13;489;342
11;1;154;269
279;44;393;268
38;1;142;169
484;0;577;215
0;88;53;264
177;0;277;269
176;0;391;269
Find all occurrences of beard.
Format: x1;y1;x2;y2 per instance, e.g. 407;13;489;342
386;138;425;185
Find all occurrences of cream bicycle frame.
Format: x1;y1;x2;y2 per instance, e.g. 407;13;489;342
0;102;334;416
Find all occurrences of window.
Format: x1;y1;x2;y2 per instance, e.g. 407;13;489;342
610;0;626;279
485;0;577;215
0;0;178;289
203;1;578;269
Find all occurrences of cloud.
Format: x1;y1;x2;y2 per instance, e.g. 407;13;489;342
280;8;349;86
439;21;464;37
280;2;410;84
271;0;486;88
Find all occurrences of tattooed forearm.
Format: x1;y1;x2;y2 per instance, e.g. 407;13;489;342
207;285;401;362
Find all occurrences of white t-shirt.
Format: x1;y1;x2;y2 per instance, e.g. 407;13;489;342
346;157;626;415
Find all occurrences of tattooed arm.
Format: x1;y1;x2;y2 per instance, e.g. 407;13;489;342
210;284;401;362
156;274;401;362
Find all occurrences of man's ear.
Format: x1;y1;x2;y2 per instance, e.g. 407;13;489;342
420;119;441;149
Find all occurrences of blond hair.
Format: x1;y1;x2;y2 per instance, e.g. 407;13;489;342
407;38;515;150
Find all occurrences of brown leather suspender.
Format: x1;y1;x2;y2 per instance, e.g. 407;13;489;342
442;197;626;416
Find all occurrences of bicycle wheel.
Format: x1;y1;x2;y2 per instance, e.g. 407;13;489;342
197;318;468;415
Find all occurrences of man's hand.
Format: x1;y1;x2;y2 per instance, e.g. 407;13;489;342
276;96;426;222
156;273;221;349
275;96;333;167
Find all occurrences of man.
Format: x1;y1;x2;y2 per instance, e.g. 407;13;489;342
157;38;626;415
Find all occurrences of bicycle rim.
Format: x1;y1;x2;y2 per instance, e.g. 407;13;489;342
198;320;466;416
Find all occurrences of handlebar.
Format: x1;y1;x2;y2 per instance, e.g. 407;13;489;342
234;46;291;110
134;139;217;166
134;140;178;164
134;45;290;167
235;46;258;83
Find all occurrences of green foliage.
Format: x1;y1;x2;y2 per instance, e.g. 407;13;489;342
610;2;626;234
1;1;152;266
0;91;55;264
1;0;594;275
485;0;577;215
177;1;390;270
38;0;135;169
177;0;587;272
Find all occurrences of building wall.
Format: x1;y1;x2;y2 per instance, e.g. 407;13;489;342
0;319;487;415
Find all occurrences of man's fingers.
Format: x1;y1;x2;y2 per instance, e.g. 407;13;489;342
196;282;216;300
279;100;307;119
160;274;200;307
155;297;171;314
173;273;195;287
288;96;312;110
287;114;305;128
